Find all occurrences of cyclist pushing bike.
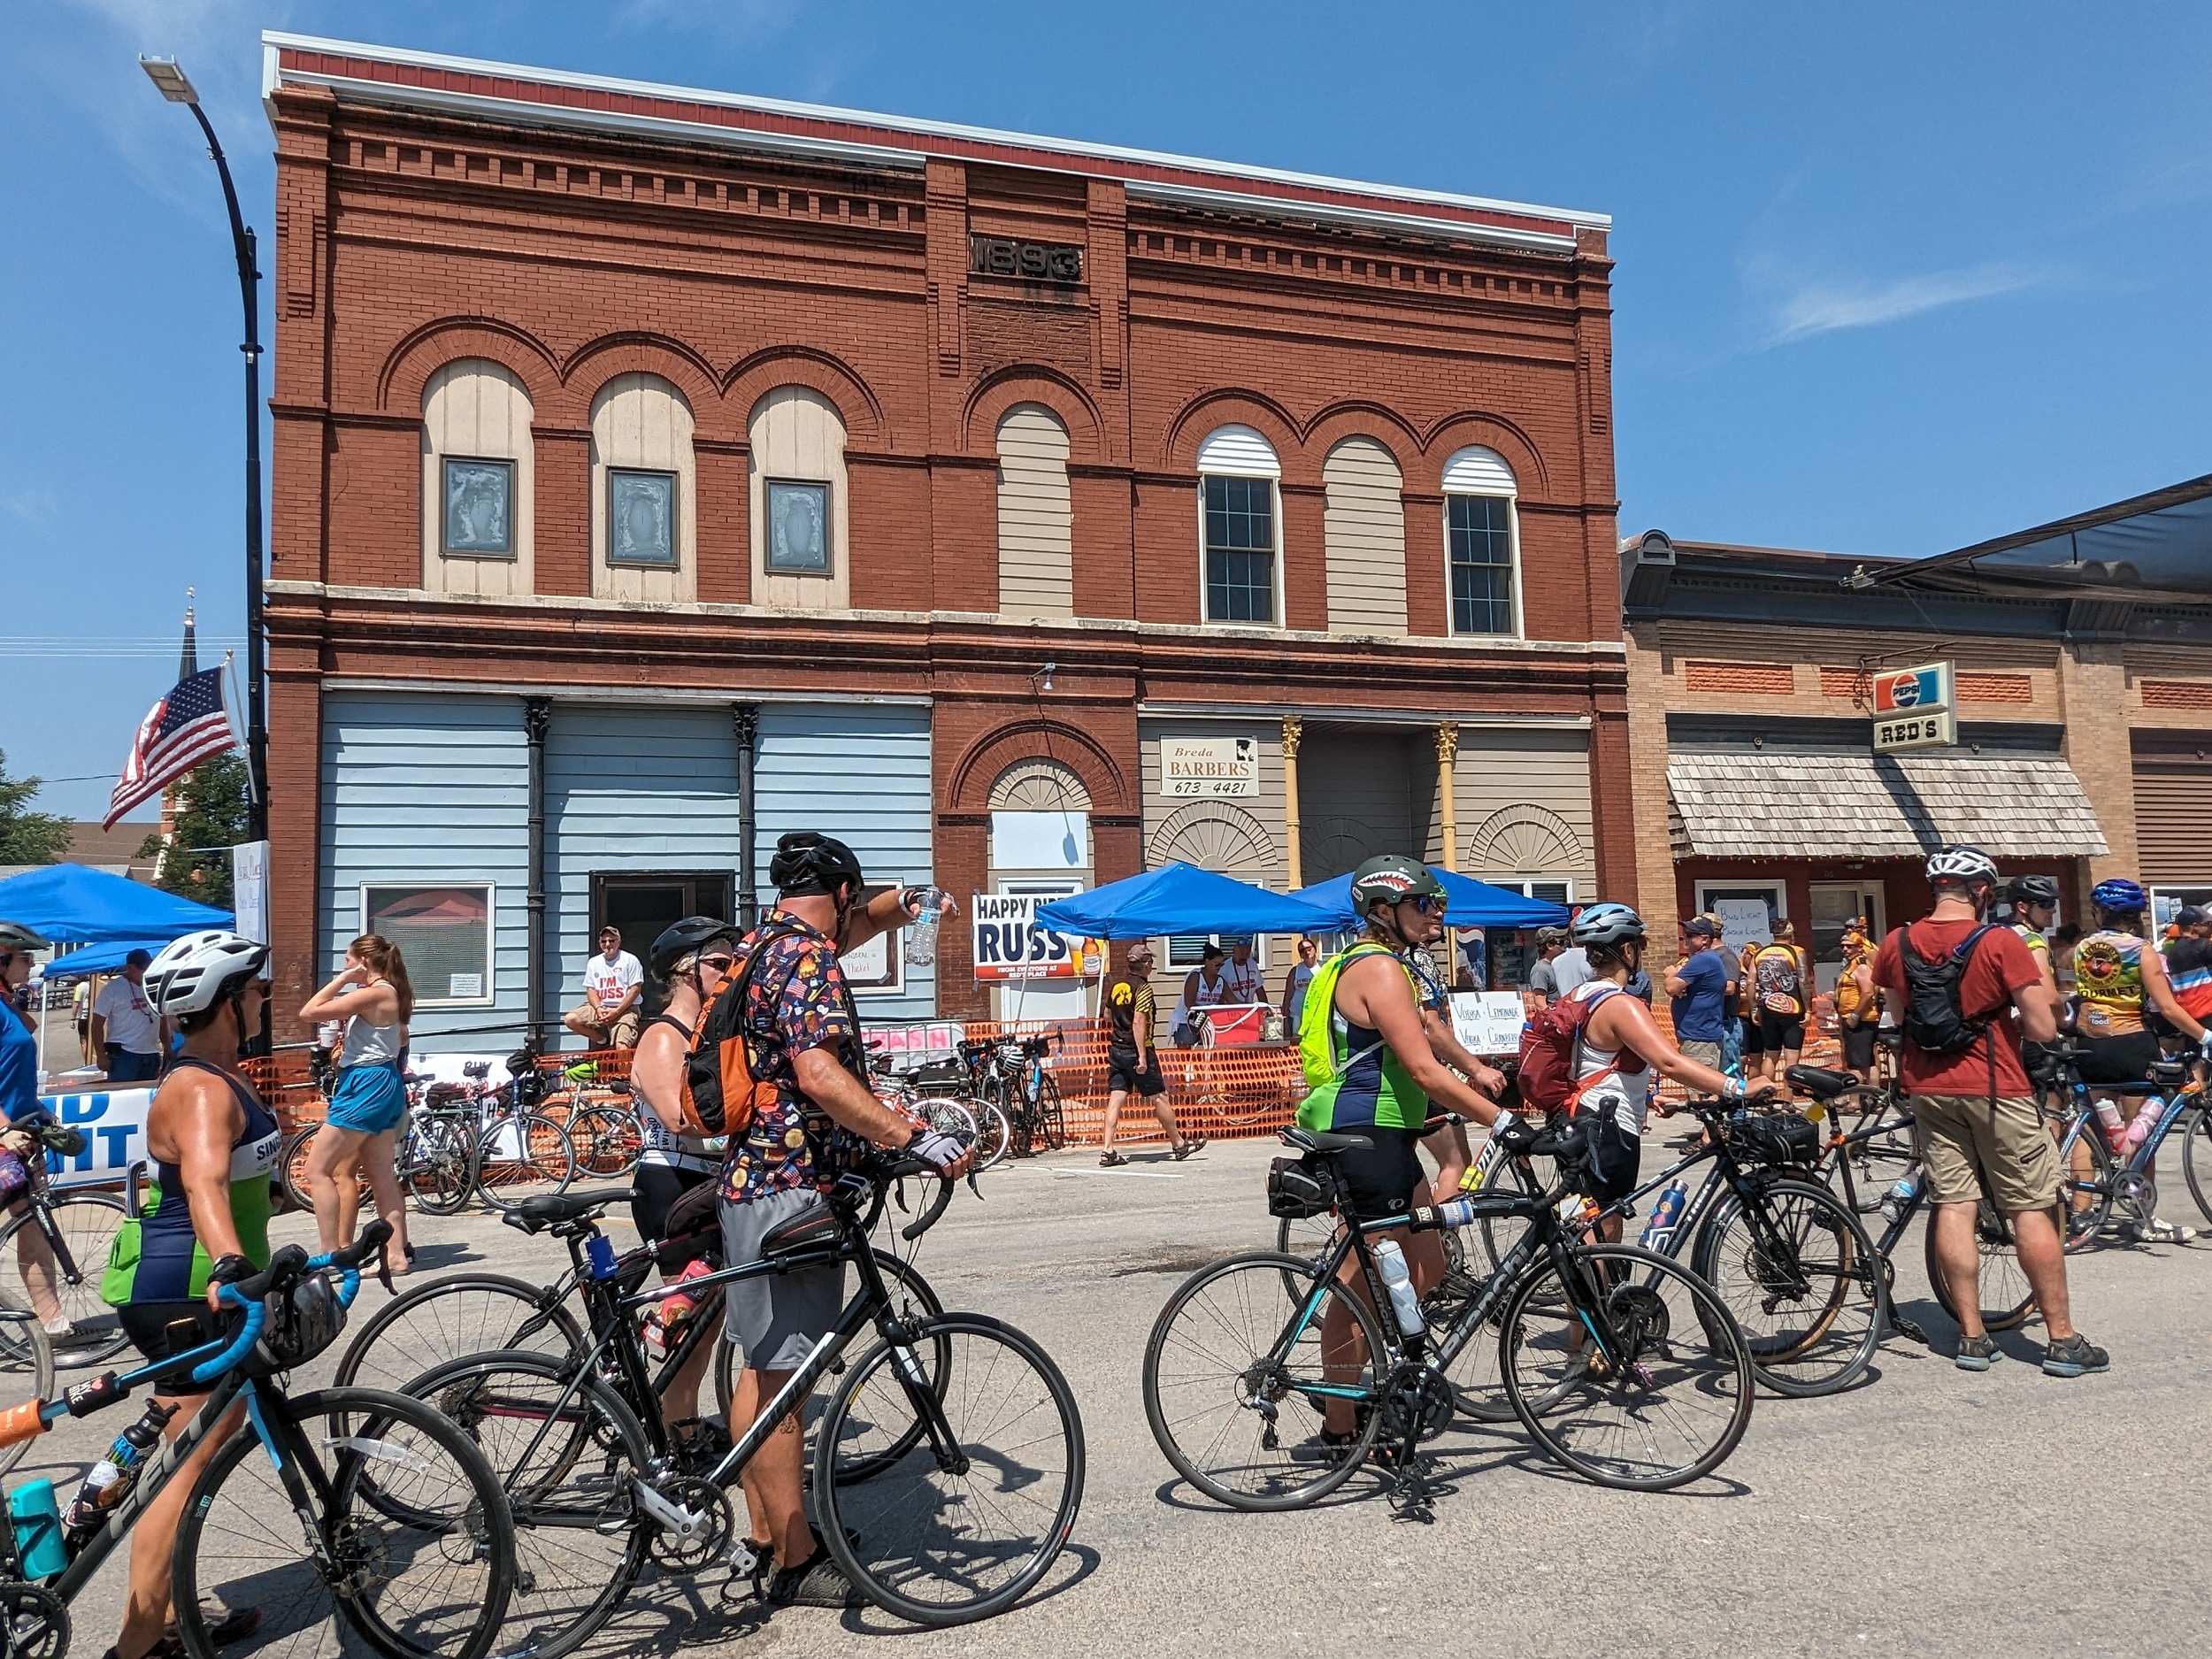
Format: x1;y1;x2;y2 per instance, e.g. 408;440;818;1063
718;833;972;1609
96;929;282;1659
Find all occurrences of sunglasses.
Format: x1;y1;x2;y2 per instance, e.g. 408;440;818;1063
1402;895;1447;917
698;955;736;973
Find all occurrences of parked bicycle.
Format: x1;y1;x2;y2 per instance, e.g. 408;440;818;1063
0;1116;128;1370
0;1219;516;1659
2047;1045;2210;1247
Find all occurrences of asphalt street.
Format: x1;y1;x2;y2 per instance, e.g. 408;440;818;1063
18;1131;2210;1659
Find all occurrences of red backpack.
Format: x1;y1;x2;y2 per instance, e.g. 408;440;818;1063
1515;986;1624;1118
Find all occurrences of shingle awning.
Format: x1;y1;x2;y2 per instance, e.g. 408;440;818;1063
1667;750;2110;861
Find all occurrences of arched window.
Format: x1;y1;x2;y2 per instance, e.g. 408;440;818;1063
1441;445;1520;636
749;387;849;610
421;360;534;596
995;405;1073;618
589;373;695;602
1195;426;1280;626
1322;436;1406;634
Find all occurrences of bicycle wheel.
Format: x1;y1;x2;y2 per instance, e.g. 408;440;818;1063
403;1350;653;1659
970;1096;1013;1170
2183;1106;2212;1228
1499;1243;1754;1491
173;1385;517;1659
565;1105;642;1179
2057;1113;2116;1253
818;1312;1084;1626
1923;1196;2037;1333
0;1312;52;1476
472;1114;575;1213
1142;1252;1386;1511
0;1191;130;1367
1829;1093;1915;1214
1694;1179;1881;1397
402;1115;473;1217
336;1273;585;1394
1034;1075;1066;1152
1273;1210;1340;1302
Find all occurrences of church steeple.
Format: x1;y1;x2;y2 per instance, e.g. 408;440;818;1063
177;588;198;680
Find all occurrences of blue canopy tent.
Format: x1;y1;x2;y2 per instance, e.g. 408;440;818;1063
35;940;177;979
1291;868;1570;932
1034;863;1337;941
0;864;231;945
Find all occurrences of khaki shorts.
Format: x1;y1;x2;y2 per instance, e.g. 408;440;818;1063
1678;1039;1723;1071
566;1002;642;1050
1911;1093;2062;1214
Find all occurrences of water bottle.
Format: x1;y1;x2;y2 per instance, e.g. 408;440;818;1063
903;887;942;967
1640;1181;1688;1251
1425;1198;1478;1232
10;1479;66;1578
2093;1096;2127;1151
643;1258;716;1357
1372;1239;1425;1339
64;1400;175;1545
1879;1172;1920;1226
2124;1094;2169;1154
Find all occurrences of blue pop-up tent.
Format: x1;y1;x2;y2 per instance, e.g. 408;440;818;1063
35;939;178;979
1034;863;1337;941
1292;868;1570;931
0;864;231;945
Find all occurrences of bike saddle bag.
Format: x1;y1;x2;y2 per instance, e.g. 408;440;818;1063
652;1179;725;1273
1267;1152;1337;1219
1725;1110;1820;1169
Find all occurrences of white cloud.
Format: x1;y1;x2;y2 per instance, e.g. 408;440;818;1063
1765;261;2046;345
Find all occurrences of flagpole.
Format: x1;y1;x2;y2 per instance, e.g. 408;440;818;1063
222;651;257;802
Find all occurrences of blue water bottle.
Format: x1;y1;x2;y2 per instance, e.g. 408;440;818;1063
11;1479;67;1578
586;1234;619;1280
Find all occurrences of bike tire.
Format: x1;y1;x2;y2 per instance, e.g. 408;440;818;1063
971;1096;1014;1170
1499;1242;1754;1492
399;1349;654;1659
2056;1112;2116;1254
1036;1074;1066;1152
335;1272;587;1394
1142;1251;1386;1511
565;1105;642;1179
1923;1195;2038;1332
818;1311;1084;1625
1693;1178;1881;1397
2183;1106;2212;1229
0;1312;52;1475
0;1190;131;1367
402;1115;474;1217
472;1114;575;1213
172;1385;518;1659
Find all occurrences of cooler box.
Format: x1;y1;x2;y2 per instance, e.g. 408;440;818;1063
1207;1004;1269;1046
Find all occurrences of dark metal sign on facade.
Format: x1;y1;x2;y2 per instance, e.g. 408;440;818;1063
969;234;1083;284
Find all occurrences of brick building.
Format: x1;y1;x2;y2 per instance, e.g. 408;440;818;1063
259;34;1632;1045
1621;474;2212;990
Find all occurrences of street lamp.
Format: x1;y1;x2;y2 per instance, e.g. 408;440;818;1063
139;55;268;845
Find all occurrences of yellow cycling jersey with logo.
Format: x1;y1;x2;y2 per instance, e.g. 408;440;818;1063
2073;929;2146;1036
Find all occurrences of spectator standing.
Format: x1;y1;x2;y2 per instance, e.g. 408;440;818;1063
90;949;164;1083
1551;935;1594;997
1281;937;1320;1033
72;979;91;1066
1835;918;1884;1083
564;926;644;1050
1098;943;1203;1166
1219;938;1263;1003
0;923;68;1338
2050;923;2082;1001
1172;943;1230;1046
1747;922;1811;1092
297;934;415;1274
1873;845;2098;1376
1525;927;1567;1007
1663;916;1731;1070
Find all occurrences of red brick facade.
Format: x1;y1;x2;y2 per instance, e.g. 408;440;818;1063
261;38;1631;1028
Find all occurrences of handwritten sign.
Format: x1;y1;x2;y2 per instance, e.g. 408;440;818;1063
1449;992;1529;1056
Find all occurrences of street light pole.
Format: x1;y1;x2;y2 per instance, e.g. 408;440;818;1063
140;56;267;844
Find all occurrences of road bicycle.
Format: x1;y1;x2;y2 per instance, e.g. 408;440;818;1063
1144;1119;1754;1516
394;1158;1084;1647
2048;1045;2209;1247
0;1117;129;1370
0;1219;516;1659
992;1034;1067;1159
866;1048;988;1163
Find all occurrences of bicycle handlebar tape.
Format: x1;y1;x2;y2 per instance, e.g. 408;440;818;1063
902;1171;956;1242
0;1399;48;1449
190;1301;268;1386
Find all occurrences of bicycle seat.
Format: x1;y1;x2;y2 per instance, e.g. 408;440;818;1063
1279;1126;1372;1155
758;1200;842;1257
511;1187;638;1230
1785;1065;1860;1101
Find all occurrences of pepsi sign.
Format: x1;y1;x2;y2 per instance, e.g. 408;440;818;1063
1870;661;1954;717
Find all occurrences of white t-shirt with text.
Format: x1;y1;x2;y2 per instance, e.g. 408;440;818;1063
584;951;643;1008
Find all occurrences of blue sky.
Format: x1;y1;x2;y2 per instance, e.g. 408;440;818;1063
6;0;2210;822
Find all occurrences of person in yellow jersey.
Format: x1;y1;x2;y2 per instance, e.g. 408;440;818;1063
1097;942;1202;1165
1834;918;1883;1084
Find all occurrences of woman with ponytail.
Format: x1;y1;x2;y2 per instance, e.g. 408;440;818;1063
299;934;414;1272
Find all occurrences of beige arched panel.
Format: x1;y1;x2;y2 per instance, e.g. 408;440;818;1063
748;387;849;610
421;360;534;596
995;405;1073;618
988;757;1093;812
1321;437;1406;634
589;373;696;603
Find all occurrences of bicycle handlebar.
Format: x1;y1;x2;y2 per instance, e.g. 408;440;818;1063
191;1219;390;1384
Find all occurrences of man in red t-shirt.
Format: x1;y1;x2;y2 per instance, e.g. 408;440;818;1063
1875;846;2103;1379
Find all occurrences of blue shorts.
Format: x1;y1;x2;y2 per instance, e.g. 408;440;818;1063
326;1062;407;1134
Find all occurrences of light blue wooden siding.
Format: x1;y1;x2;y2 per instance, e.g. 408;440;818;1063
319;691;528;1048
756;703;936;1019
543;704;743;1028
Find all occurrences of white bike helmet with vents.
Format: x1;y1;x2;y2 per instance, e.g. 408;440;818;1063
1924;845;2000;887
1570;902;1647;949
145;930;269;1017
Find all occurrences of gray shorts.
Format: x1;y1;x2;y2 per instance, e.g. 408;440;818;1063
718;1187;845;1372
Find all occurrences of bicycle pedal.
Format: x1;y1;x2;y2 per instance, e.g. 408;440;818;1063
1890;1315;1929;1347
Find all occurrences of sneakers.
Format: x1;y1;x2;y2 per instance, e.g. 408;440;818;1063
1954;1333;2001;1371
2043;1333;2110;1378
766;1530;862;1609
2127;1217;2196;1245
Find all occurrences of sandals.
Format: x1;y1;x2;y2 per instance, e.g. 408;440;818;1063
1099;1151;1129;1167
1171;1138;1208;1161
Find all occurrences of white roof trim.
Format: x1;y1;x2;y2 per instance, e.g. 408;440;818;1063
262;32;1609;242
1442;446;1517;495
1195;426;1281;479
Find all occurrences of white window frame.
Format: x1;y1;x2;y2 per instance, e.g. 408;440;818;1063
1694;879;1787;949
1441;446;1525;641
1195;426;1285;630
1481;877;1576;906
357;881;496;1009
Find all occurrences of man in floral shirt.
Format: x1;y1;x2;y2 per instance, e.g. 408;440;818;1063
719;832;969;1610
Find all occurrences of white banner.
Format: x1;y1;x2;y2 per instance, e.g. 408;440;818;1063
1449;991;1531;1056
32;1087;156;1190
231;841;270;948
970;894;1100;982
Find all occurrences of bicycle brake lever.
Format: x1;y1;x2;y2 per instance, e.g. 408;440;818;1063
965;1170;983;1203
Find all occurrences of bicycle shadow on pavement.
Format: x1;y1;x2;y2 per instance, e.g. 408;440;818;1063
833;1540;1102;1635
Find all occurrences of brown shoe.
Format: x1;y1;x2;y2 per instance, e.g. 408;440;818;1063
1172;1138;1207;1161
1099;1151;1129;1167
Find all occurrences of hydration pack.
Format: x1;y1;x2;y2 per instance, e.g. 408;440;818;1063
680;918;807;1138
1515;985;1624;1117
1894;923;1998;1056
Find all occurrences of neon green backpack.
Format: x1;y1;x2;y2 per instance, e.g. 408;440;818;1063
1295;943;1427;1131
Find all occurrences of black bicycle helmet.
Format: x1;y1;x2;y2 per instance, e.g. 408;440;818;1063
0;923;48;956
652;915;737;977
2005;873;2062;908
770;832;864;897
1348;855;1447;912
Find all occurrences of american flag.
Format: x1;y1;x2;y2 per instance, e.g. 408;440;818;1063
103;665;240;829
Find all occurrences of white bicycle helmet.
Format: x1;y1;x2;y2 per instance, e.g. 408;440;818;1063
1571;902;1647;949
1924;845;2000;887
146;930;269;1017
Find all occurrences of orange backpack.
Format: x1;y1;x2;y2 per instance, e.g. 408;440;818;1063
680;918;804;1138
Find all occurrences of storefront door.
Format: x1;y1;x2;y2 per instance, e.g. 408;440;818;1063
1809;883;1883;996
592;871;733;1014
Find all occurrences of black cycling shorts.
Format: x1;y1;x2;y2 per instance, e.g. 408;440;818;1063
118;1301;239;1397
1839;1024;1878;1071
1332;1125;1426;1224
1573;1109;1642;1206
1756;1011;1806;1053
1106;1047;1165;1097
1738;1015;1765;1056
2076;1029;2162;1087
